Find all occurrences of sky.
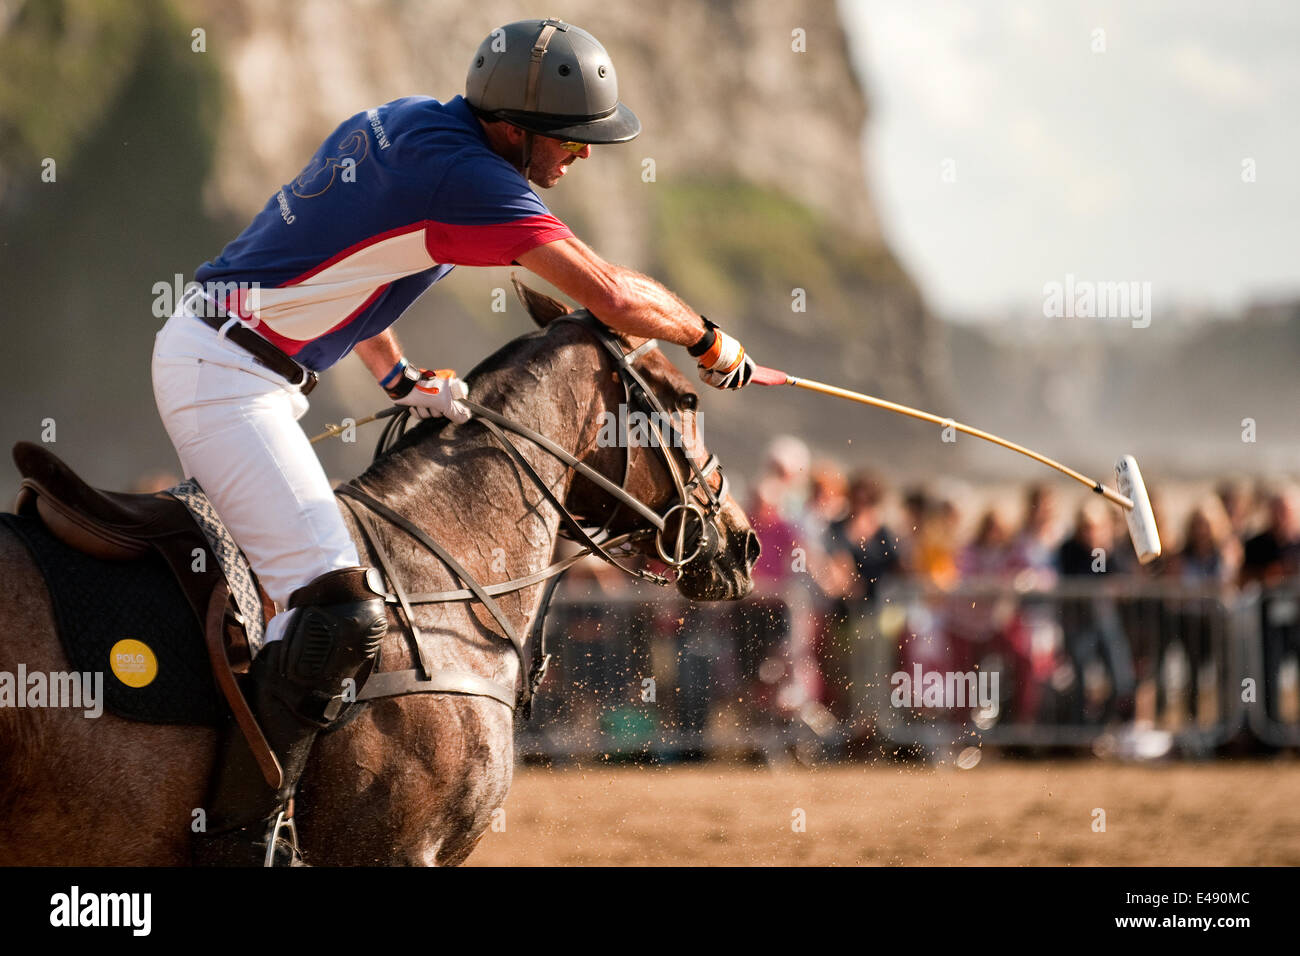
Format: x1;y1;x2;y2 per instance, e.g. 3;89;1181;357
839;0;1300;320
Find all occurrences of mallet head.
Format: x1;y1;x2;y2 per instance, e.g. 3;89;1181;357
1115;455;1161;564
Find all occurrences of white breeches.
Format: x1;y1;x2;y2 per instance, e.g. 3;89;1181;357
151;308;360;641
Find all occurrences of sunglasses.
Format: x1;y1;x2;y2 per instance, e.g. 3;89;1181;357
557;140;588;154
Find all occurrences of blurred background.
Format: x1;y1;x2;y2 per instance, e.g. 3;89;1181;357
2;0;1297;490
0;0;936;498
2;1;1300;861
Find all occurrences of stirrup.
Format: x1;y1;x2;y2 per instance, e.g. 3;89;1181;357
263;809;303;867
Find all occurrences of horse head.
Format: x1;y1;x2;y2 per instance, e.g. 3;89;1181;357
510;278;759;601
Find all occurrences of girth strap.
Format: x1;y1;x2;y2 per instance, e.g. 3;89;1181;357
356;668;515;710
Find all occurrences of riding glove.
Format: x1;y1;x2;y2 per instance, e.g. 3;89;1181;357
386;363;472;423
689;318;755;390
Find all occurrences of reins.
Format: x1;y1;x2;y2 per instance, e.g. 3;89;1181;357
325;314;728;717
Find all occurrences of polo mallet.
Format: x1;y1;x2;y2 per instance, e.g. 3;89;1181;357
750;365;1162;563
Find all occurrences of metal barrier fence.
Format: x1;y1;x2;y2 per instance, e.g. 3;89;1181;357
513;580;1300;760
1240;586;1300;747
869;580;1238;755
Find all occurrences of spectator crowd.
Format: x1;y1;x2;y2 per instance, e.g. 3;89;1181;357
545;435;1300;755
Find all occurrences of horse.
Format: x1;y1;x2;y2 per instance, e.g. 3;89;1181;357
0;284;759;865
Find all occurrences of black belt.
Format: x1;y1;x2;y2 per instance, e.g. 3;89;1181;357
184;293;318;395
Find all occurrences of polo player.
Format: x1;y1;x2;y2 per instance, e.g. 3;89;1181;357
151;19;757;865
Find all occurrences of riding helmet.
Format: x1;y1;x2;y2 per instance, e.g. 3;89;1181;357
465;18;641;144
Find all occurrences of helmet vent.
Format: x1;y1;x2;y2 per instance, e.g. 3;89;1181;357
558;64;571;76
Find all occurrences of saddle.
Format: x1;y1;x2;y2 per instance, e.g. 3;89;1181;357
11;441;284;787
12;441;269;636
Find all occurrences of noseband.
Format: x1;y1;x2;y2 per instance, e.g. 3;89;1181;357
334;313;729;716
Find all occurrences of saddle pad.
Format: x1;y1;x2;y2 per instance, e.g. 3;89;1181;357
169;478;266;656
0;511;224;725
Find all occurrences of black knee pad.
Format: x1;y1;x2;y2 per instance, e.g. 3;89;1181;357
264;567;388;725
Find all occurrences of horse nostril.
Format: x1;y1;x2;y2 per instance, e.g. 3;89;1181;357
744;531;761;571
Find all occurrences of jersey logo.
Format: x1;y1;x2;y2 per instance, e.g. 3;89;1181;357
292;128;370;199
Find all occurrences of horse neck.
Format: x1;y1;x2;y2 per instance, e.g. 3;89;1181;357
347;323;619;638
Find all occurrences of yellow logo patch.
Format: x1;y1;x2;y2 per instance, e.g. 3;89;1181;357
108;639;158;688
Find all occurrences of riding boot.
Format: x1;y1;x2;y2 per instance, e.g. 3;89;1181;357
193;567;387;866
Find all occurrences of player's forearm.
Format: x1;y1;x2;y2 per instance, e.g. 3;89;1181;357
354;329;405;384
594;267;708;348
516;239;711;349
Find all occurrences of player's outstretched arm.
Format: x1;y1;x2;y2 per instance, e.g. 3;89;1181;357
518;236;703;345
517;237;755;389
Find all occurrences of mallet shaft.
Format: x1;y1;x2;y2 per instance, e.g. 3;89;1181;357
766;371;1135;511
308;406;402;445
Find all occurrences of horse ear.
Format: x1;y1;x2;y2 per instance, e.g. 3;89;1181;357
511;274;572;328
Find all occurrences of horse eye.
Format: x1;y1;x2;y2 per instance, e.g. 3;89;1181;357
676;393;699;412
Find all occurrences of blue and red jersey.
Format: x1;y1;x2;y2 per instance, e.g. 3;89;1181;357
193;95;572;371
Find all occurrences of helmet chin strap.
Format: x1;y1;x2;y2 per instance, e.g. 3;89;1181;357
517;21;558;184
519;130;535;183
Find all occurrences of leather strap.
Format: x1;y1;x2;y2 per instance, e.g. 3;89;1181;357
336;484;531;707
476;416;650;580
338;494;437;682
466;402;665;530
518;20;559;180
356;668;515;709
183;290;318;395
203;581;282;789
520;568;566;718
524;22;559;113
400;533;637;603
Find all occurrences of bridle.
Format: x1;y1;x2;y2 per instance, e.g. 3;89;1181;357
334;313;729;717
537;311;730;571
